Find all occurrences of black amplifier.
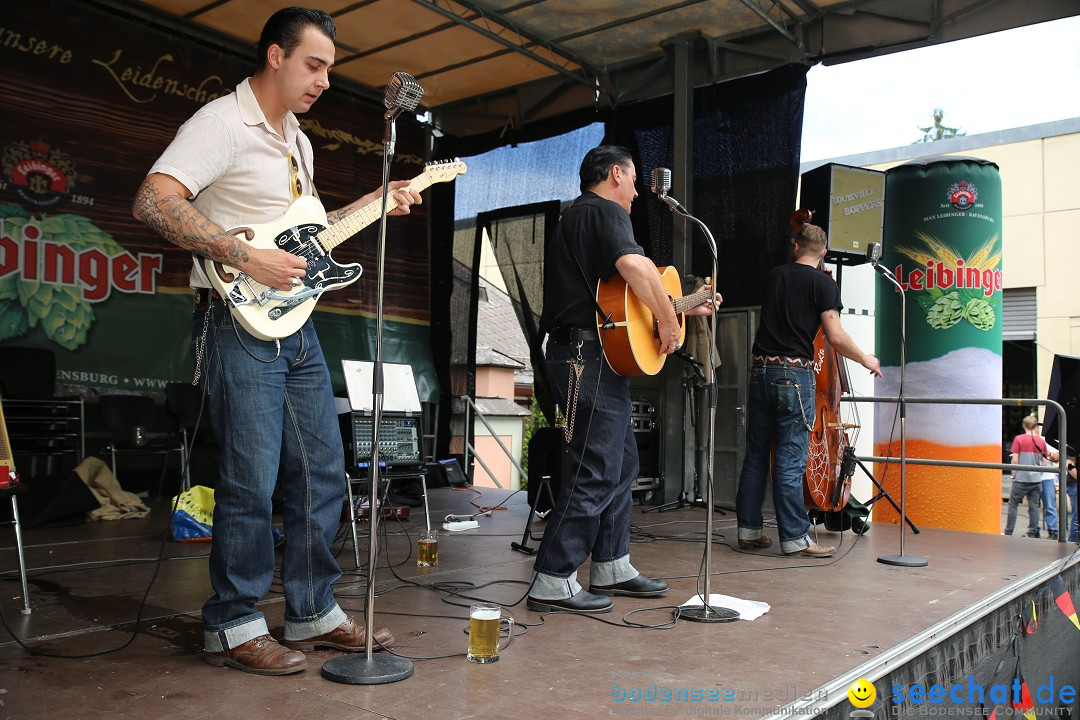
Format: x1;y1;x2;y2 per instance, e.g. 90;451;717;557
352;414;421;466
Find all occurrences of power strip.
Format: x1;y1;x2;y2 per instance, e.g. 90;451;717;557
442;520;479;532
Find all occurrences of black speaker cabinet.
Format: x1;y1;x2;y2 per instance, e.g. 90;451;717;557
799;162;885;264
1043;353;1080;451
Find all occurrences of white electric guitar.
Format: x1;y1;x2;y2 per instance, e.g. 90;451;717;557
204;159;467;340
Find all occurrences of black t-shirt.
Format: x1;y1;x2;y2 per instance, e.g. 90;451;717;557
539;192;644;332
751;262;843;361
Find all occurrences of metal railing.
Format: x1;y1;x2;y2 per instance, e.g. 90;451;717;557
844;396;1069;542
461;395;528;490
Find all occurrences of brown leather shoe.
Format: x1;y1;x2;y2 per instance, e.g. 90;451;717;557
738;535;772;549
203;634;308;675
282;616;395;652
784;541;836;558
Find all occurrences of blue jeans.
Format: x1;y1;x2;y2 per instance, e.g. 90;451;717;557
1067;482;1078;543
531;338;638;599
1040;477;1059;533
195;300;346;652
736;364;816;553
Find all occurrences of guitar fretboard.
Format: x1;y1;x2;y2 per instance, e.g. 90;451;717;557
317;175;438;251
672;287;712;315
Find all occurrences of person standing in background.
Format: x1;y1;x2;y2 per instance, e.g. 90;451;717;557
1004;415;1048;538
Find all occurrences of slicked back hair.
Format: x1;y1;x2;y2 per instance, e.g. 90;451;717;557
255;6;336;74
579;145;633;193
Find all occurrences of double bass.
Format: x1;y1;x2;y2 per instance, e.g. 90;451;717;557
790;210;858;513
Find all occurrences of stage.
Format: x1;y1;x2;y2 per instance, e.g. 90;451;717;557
0;487;1077;720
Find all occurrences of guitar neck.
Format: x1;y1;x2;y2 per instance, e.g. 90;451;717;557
672;287;711;315
318;174;436;251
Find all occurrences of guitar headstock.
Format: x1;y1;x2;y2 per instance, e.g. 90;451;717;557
422;158;468;183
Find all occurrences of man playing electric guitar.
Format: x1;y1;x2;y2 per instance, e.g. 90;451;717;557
132;7;420;675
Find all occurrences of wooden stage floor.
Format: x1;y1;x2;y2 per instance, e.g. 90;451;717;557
0;487;1077;720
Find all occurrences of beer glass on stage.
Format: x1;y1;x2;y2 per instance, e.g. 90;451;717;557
417;529;438;567
467;602;513;663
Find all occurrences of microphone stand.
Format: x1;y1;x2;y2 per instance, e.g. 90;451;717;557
872;263;926;568
322;106;415;685
658;193;738;622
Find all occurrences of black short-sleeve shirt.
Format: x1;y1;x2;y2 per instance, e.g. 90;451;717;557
751;262;843;361
539;192;644;332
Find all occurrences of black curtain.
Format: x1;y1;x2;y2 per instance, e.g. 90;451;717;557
428;64;810;453
611;64;809;308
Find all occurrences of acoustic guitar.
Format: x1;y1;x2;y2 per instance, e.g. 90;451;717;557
595;264;712;376
204;159;467;340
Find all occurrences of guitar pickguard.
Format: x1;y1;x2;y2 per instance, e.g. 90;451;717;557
265;222;360;322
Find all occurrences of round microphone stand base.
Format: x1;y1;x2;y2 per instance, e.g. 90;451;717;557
877;554;928;568
321;653;414;685
680;606;740;623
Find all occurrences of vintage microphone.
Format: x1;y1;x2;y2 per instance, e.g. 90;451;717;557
650;167;687;213
650;168;737;622
322;72;426;686
865;242;926;568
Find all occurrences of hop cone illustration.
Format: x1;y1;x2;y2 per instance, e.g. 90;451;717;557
964;297;995;331
926;291;965;330
2;213;123;350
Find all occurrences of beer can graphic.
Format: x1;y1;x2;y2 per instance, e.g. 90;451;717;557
874;156;1002;534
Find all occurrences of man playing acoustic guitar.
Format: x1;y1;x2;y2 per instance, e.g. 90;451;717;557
529;145;721;613
735;213;881;559
133;7;420;674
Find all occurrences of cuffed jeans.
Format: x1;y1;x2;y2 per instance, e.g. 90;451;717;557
736;364;816;554
1067;483;1078;543
531;338;638;600
1004;481;1041;537
195;300;347;652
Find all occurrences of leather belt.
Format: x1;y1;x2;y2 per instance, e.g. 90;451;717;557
753;354;811;369
548;327;597;344
193;287;222;310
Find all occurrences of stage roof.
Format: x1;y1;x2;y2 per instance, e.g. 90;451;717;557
101;0;1078;137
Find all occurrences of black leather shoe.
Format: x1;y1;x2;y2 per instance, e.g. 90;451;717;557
589;574;669;598
527;588;613;614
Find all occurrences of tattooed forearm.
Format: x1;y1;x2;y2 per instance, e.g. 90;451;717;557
326;207;353;224
133;178;247;266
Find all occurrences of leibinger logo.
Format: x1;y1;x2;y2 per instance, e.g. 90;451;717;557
947;181;978;211
847;677;1078;715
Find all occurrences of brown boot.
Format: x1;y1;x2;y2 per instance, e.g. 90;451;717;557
282;616;395;652
203;634;308;675
783;541;836;558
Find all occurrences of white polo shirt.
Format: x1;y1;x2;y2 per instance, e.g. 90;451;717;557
149;78;315;288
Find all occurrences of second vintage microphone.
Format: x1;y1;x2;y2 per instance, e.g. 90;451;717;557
865;242;896;279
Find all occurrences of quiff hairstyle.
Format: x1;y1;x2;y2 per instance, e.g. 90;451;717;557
255;6;337;74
